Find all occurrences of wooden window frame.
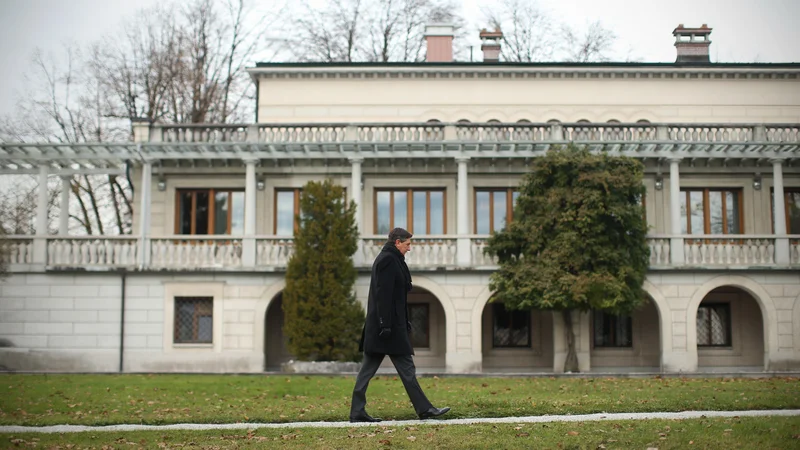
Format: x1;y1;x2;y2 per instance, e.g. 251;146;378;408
174;189;242;235
173;296;214;344
373;188;447;235
408;303;430;348
474;188;518;234
770;188;800;234
696;302;732;347
592;311;633;348
491;303;531;348
274;188;302;234
681;188;744;235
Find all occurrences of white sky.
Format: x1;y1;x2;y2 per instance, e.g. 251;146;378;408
0;0;798;116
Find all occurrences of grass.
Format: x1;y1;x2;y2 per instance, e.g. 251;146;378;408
3;417;800;449
0;374;798;426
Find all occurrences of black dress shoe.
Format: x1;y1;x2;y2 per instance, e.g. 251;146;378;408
349;413;382;423
418;406;450;420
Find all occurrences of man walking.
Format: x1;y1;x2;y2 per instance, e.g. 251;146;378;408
349;228;451;422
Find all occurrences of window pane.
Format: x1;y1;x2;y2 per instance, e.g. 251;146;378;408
195;191;209;235
512;191;520;206
230;192;244;235
492;303;530;347
376;191;391;235
198;316;213;342
725;191;740;234
696;307;710;345
409;304;429;348
697;304;730;346
689;191;704;234
413;191;427;234
276;191;295;235
393;191;407;230
178;192;193;234
429;191;444;234
476;191;490;234
493;191;507;231
789;192;800;234
214;192;229;234
708;191;723;234
174;297;213;344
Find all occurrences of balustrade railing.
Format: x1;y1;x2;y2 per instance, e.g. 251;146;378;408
682;236;775;266
48;237;138;268
149;237;242;269
362;236;457;267
1;237;33;265
147;122;800;144
2;235;796;270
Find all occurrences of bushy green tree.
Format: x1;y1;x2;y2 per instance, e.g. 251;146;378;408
282;179;364;362
484;144;649;372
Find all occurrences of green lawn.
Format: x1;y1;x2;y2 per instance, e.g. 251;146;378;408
3;417;800;449
1;374;798;426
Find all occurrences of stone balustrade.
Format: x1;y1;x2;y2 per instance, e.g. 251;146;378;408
148;122;800;144
2;235;798;271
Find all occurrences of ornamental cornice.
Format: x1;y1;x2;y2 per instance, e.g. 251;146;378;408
247;66;800;81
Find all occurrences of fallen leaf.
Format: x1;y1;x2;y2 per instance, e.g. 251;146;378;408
407;436;416;441
568;431;579;436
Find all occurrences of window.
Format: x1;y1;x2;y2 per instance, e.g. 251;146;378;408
174;296;213;344
275;189;301;235
375;189;445;235
680;189;743;235
771;189;800;234
593;311;633;347
176;189;244;235
475;189;520;234
696;303;731;347
492;303;530;348
408;303;429;348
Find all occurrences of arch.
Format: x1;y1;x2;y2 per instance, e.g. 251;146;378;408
686;275;779;370
606;119;621;124
472;282;671;361
253;280;287;358
408;276;458;353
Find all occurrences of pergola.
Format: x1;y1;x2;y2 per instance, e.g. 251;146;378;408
1;121;798;271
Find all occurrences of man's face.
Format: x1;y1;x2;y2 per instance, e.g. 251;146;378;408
394;238;412;255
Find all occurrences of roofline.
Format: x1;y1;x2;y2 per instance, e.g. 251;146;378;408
252;61;800;69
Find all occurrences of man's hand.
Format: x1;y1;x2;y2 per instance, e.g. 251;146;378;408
379;327;392;340
406;321;412;334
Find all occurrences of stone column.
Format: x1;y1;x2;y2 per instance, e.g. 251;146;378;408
350;157;364;266
59;175;71;235
771;158;790;265
456;157;471;267
138;160;152;269
242;158;258;267
32;165;50;265
668;158;684;265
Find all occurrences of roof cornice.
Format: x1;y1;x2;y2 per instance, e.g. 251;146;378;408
247;63;800;81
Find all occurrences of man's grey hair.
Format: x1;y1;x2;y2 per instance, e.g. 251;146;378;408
388;227;412;244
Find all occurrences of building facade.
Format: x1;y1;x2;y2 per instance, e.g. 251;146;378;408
1;25;799;374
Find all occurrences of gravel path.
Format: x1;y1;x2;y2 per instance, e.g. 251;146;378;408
2;409;799;434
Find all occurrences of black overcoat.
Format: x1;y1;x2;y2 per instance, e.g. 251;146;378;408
359;242;414;355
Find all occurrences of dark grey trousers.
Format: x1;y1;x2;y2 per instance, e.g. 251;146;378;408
350;352;433;417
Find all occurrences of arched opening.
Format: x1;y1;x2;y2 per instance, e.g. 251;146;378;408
480;300;554;372
590;297;661;372
378;286;447;372
695;287;764;371
264;292;293;371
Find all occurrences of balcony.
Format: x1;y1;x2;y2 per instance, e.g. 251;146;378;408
3;235;798;273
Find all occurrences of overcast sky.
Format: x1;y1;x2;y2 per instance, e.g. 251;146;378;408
0;0;798;116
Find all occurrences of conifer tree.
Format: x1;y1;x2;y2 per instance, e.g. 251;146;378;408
282;179;364;361
484;144;649;372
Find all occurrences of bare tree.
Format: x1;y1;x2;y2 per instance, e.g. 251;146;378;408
481;0;618;62
482;0;554;62
561;21;617;62
291;0;465;62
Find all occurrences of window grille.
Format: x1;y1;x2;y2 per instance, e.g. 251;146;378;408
593;311;633;347
492;303;530;348
174;297;213;344
408;303;429;348
697;303;731;346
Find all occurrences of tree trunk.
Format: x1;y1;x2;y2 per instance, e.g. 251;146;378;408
562;309;580;373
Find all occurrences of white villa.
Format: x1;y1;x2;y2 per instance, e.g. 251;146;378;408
1;24;799;374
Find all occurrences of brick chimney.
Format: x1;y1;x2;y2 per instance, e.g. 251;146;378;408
424;24;455;62
480;28;503;62
673;24;712;63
